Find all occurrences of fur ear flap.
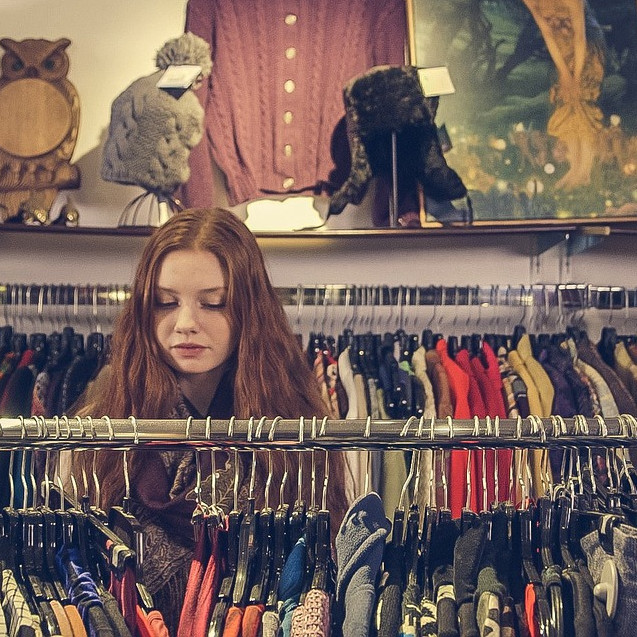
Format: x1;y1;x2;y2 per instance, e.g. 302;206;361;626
328;112;373;215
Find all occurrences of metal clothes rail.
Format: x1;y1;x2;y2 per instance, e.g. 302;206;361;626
0;415;636;451
1;282;637;311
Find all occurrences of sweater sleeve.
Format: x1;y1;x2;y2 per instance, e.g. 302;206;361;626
371;0;408;65
181;0;217;207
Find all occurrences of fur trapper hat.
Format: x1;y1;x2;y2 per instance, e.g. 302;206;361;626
329;65;467;215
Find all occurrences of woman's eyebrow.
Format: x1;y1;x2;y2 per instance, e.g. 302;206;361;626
156;286;227;293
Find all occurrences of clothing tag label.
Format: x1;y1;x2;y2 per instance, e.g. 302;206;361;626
437;583;456;601
156;64;202;90
418;66;455;97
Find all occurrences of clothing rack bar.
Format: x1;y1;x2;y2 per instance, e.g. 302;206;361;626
1;415;636;450
2;282;636;311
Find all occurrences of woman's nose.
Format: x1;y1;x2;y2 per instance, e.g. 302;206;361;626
174;305;198;333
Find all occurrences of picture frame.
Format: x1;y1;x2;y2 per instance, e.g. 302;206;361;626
411;0;637;224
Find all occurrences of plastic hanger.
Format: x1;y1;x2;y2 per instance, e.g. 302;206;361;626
519;502;552;637
511;324;526;349
265;441;291;611
17;451;62;637
538;495;564;637
598;326;617;367
309;447;333;594
11;332;27;356
209;448;244;637
421;328;435;351
301;449;321;597
232;444;260;608
107;445;154;610
232;496;258;607
447;335;459;359
0;324;13;358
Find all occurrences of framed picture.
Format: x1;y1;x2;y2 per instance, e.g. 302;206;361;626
412;0;637;223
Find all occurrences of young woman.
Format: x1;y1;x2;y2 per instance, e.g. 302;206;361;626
75;208;350;633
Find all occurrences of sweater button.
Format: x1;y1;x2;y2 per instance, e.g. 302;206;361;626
284;79;295;93
285;47;297;60
283;111;293;124
282;177;295;189
284;13;297;25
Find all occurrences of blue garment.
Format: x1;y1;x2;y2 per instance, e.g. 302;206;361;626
335;492;391;637
278;536;306;637
56;545;114;637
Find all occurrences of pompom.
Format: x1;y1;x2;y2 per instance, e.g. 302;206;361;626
155;32;212;77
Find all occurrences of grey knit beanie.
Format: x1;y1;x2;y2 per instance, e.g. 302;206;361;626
101;33;211;194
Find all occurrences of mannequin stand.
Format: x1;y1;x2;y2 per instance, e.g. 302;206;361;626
118;190;183;227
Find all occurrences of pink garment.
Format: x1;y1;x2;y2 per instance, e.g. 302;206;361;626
136;606;155;637
242;603;265;637
182;0;407;207
109;565;137;636
178;516;211;637
192;525;223;637
147;610;170;637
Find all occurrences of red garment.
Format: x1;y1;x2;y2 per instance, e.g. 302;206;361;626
136;606;155;637
525;583;540;637
147;610;170;637
242;604;265;637
222;606;244;637
455;350;487;417
110;565;137;636
178;516;211;637
469;348;506;417
192;525;224;637
470;343;513;503
436;340;471;516
181;0;407;207
455;349;490;511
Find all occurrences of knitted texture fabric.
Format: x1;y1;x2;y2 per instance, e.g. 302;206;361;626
181;0;407;207
335;492;391;637
581;523;637;636
102;71;204;193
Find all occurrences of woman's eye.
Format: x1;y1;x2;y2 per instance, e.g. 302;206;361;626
202;302;225;310
155;300;177;308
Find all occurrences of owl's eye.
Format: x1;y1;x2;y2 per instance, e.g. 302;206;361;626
11;59;24;72
43;57;57;71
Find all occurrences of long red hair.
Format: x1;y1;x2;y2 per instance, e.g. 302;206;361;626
76;208;349;523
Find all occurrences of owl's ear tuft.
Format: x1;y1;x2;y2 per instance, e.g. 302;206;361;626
0;39;19;53
52;38;72;52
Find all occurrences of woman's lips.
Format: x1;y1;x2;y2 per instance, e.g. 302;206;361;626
173;344;206;357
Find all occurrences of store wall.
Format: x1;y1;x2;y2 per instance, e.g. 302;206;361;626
1;0;634;338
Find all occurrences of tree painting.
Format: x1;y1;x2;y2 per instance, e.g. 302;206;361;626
414;0;637;220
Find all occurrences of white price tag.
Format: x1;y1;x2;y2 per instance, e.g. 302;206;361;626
417;66;455;97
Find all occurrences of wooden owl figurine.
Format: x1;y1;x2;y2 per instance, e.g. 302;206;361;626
0;38;80;223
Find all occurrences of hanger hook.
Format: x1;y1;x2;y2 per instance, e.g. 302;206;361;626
364;415;372;497
297;416;305;504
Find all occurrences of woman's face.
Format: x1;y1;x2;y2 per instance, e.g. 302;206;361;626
154;248;236;382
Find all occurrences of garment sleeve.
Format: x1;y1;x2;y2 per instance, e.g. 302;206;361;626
181;0;217;207
371;0;408;65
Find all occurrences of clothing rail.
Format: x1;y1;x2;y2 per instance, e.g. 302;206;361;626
1;415;636;451
2;282;637;311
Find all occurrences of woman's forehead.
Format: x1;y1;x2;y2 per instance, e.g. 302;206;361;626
156;249;226;290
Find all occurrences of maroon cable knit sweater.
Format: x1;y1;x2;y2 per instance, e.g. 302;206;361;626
182;0;407;207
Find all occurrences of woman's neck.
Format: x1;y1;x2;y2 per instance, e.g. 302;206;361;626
178;365;226;416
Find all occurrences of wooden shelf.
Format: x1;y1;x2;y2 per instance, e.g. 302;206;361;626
2;217;637;239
